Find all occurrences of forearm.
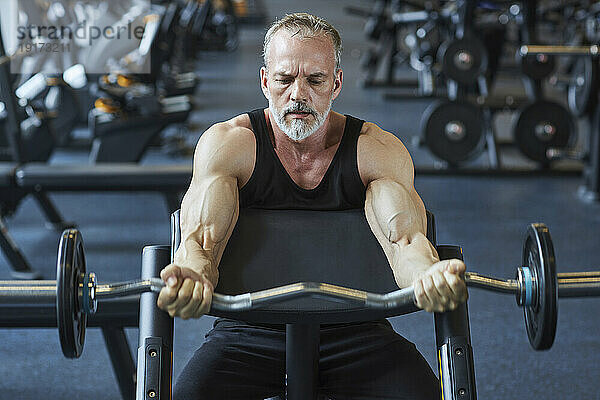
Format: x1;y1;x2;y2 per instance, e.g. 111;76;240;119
389;233;439;288
174;175;239;287
366;178;438;288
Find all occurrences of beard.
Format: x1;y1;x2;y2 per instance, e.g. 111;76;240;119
268;96;333;141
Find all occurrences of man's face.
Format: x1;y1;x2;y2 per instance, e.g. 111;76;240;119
261;29;342;141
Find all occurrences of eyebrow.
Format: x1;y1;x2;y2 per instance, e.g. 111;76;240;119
273;72;328;78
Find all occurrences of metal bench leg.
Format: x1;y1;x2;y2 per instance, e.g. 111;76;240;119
286;323;319;400
31;190;75;231
102;326;136;400
0;216;41;279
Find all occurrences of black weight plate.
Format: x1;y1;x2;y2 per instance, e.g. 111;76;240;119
521;53;556;81
513;101;575;164
567;57;599;118
57;229;87;358
438;37;488;86
522;223;557;351
421;100;485;165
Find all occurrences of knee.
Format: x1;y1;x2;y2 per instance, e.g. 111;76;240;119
173;367;218;400
173;345;229;399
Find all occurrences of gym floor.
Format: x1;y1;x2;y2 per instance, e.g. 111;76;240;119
2;1;600;399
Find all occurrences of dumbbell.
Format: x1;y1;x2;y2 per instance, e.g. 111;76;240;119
1;224;600;359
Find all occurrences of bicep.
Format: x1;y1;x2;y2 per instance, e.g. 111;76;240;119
178;125;244;254
360;128;427;239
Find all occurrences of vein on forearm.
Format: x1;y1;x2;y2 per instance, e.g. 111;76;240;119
176;175;239;286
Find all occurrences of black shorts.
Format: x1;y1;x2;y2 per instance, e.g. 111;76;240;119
174;318;440;400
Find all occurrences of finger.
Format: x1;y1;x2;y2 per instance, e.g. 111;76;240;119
423;274;443;307
431;270;453;305
160;264;181;284
425;274;450;313
157;270;183;309
448;299;459;310
443;270;468;302
415;278;434;312
197;281;214;317
167;278;195;317
445;259;466;275
179;281;204;319
413;279;425;309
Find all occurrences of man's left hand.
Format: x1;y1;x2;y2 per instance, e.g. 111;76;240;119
413;259;468;313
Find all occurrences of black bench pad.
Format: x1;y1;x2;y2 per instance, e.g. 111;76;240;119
15;163;192;191
210;209;424;324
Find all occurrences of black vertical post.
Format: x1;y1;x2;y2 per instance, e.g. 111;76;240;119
285;323;319;400
456;0;477;39
588;110;600;198
519;0;543;101
580;107;600;201
136;245;173;400
434;245;477;400
0;23;25;163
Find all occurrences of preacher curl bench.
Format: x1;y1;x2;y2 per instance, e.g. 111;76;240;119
135;208;476;400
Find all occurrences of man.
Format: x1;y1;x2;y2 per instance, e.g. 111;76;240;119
158;12;468;399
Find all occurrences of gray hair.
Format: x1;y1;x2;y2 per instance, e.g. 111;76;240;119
263;13;342;72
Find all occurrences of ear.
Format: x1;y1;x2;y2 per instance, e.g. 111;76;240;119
331;68;343;101
260;66;269;100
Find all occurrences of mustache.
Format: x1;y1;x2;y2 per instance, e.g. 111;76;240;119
283;103;316;116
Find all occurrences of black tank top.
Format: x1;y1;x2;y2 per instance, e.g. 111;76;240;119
239;109;366;210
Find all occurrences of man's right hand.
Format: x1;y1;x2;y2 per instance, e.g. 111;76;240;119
157;264;214;319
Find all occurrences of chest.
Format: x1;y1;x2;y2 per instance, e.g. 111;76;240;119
274;145;340;190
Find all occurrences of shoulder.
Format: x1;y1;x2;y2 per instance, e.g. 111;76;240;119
198;114;255;149
193;113;256;183
358;122;409;155
356;122;414;186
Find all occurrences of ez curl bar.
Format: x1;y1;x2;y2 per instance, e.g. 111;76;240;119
0;224;599;358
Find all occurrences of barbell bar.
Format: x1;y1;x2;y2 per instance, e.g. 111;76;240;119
7;269;591;308
1;224;599;358
520;45;600;56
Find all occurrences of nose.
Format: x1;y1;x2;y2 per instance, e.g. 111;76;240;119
290;79;308;103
